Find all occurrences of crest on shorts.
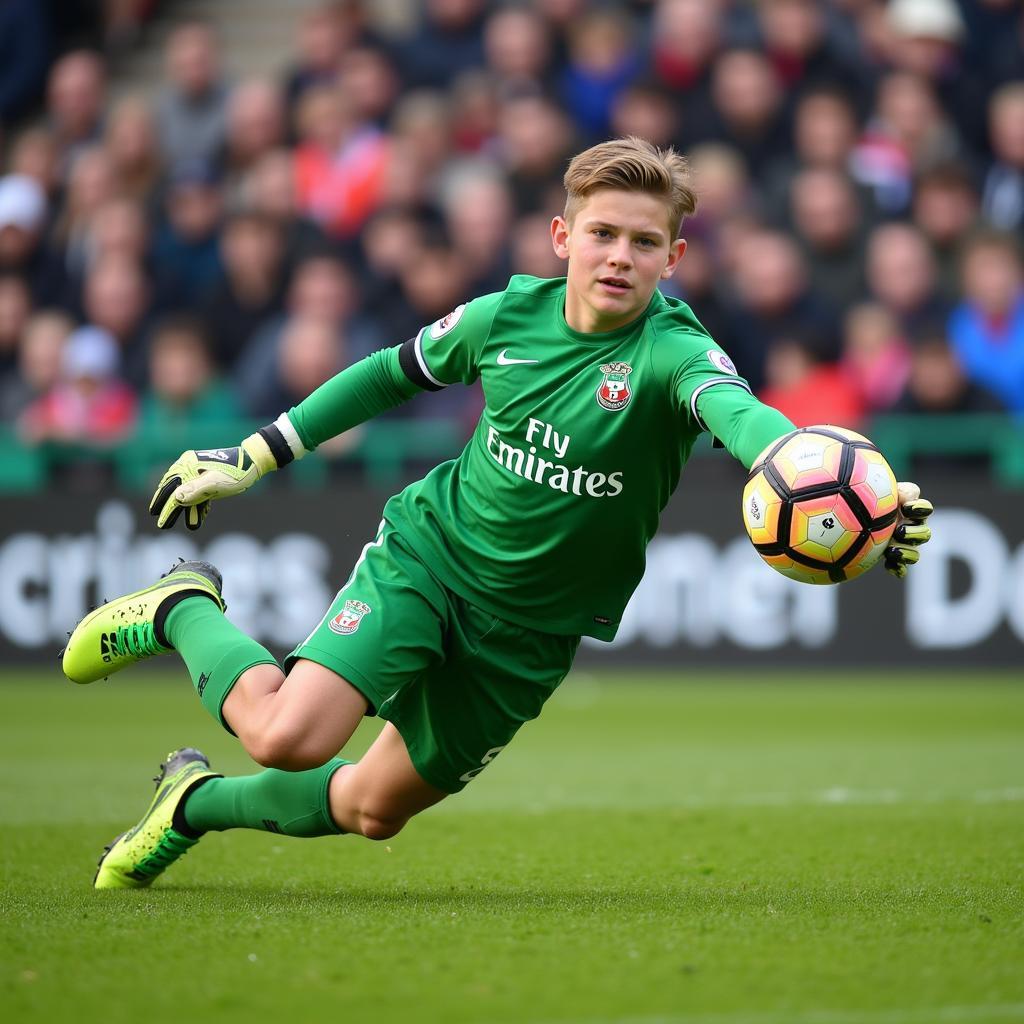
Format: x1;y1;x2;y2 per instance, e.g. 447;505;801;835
328;599;372;635
596;361;633;411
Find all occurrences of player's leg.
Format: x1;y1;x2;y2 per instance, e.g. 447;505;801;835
328;722;449;839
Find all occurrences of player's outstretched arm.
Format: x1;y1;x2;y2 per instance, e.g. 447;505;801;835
694;384;934;578
151;345;425;530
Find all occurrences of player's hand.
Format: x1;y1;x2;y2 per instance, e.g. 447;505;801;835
149;433;276;531
884;481;934;578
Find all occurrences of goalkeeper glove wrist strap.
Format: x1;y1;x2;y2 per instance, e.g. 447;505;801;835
253;413;309;471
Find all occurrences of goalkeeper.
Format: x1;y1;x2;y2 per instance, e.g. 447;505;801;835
61;138;933;889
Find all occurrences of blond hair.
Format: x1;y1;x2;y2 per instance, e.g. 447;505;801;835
563;136;697;238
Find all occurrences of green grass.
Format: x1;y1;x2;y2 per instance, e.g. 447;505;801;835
2;670;1023;1024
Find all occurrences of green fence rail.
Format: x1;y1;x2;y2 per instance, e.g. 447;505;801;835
1;413;1022;493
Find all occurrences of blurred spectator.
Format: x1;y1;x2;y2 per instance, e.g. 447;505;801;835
497;93;575;215
851;70;960;215
338;45;401;129
694;48;790;172
510;212;566;280
7;128;61;206
384;89;452;206
0;274;31;376
663;234;733;353
222;78;287;200
0;309;73;422
236;254;368;415
293;84;390;239
284;2;366;114
357;205;430;310
483;4;554;97
762;85;865;213
0;174;51;298
758;334;864;428
727;229;839;392
397;0;488;91
948;231;1024;412
893;334;1004;415
19;325;136;444
840;302;911;413
81;255;152;386
49;146;118;282
753;0;865;103
884;0;987;155
0;0;51;121
559;8;639;141
787;166;866;310
865;221;948;338
103;95;162;209
980;82;1024;232
155;20;230;166
441;160;514;294
151;158;225;306
911;162;981;303
448;70;500;155
263;316;359;448
139;315;241;431
240;149;329;276
650;0;721;98
46;50;107;179
610;80;680;152
685;143;756;247
200;211;286;372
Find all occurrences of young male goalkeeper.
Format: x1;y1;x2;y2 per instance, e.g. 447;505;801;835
62;137;933;889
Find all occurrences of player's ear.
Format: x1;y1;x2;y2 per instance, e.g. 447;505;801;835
661;237;687;279
551;216;570;261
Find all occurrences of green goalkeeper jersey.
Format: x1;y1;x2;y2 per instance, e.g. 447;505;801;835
373;274;761;641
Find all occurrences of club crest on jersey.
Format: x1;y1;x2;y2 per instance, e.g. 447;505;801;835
328;599;372;635
596;362;633;411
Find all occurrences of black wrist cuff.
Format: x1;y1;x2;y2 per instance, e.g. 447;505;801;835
258;423;294;468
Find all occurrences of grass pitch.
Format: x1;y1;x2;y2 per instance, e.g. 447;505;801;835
2;670;1022;1024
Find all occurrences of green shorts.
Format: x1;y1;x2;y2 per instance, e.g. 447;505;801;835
286;521;581;793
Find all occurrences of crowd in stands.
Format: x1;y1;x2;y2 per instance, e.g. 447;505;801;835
0;0;1023;468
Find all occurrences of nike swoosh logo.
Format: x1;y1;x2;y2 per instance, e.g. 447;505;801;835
497;349;540;366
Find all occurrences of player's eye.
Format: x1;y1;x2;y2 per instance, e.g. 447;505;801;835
637;237;656;248
592;229;612;239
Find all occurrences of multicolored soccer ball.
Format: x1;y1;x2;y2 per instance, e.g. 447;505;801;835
742;425;900;585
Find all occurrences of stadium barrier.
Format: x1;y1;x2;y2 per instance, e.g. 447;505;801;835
0;459;1020;667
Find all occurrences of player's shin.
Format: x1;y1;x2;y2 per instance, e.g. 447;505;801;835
183;759;351;837
163;597;278;730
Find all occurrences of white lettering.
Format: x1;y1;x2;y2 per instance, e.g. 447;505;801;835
906;509;1006;648
585;472;607;497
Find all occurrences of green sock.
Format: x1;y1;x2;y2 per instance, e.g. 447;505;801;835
182;759;350;837
164;596;278;731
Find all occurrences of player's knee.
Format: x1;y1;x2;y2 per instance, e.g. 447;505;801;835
248;723;332;772
355;809;407;841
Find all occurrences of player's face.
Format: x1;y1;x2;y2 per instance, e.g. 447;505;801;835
551;189;686;334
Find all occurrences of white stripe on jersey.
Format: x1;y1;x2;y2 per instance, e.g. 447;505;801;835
689;377;752;430
414;328;448;389
275;412;308;460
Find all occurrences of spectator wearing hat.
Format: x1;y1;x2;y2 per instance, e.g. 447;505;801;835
0;173;55;302
19;325;137;444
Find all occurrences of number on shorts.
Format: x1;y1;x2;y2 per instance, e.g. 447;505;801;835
459;745;506;784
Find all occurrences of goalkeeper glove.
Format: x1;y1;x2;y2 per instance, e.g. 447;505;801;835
149;417;306;530
884;481;934;579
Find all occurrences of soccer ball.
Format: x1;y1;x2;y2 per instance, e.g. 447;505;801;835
741;425;900;585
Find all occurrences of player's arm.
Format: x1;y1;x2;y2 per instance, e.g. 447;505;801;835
150;344;425;530
695;384;933;578
150;294;493;530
